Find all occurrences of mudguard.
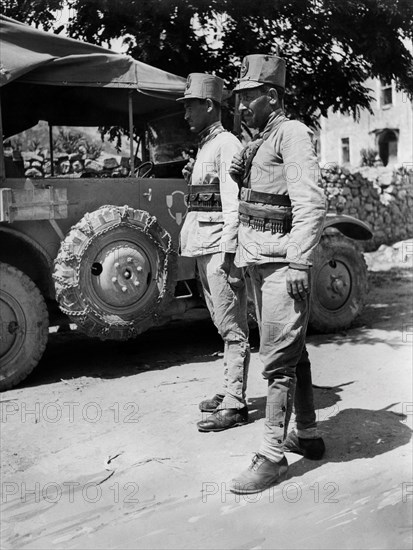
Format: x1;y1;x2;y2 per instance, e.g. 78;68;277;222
324;213;373;241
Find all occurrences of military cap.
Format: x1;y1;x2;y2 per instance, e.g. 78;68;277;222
233;54;286;91
177;73;224;103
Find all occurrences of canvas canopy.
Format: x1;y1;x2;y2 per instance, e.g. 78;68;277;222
0;15;187;137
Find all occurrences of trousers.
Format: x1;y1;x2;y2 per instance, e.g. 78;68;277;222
248;262;318;462
197;253;250;409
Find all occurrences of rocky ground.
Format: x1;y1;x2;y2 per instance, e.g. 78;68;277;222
1;243;412;550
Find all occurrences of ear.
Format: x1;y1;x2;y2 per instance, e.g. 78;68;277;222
206;98;214;112
268;88;279;106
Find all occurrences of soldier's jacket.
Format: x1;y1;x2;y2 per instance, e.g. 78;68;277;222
180;122;242;257
235;109;326;268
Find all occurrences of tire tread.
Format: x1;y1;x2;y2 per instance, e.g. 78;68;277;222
0;263;49;391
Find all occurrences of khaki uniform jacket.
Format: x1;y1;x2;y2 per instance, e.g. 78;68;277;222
235;110;326;268
180;124;242;257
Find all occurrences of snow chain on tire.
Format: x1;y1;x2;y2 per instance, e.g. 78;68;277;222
53;205;177;340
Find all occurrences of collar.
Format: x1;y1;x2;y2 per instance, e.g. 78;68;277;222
260;108;286;139
198;121;225;149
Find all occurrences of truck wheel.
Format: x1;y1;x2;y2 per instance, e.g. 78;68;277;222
0;263;49;391
309;233;368;333
53;205;176;340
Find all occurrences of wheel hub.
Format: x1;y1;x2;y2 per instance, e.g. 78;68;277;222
0;292;24;360
90;243;152;309
315;259;352;310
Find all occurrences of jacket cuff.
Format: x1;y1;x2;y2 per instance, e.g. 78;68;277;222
219;237;238;253
288;262;311;271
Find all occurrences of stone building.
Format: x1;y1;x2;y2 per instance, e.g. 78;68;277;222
319;77;413;169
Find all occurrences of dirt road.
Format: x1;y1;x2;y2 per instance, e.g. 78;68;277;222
1;265;412;550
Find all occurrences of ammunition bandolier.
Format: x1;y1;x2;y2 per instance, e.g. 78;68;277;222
238;114;293;235
186;183;222;212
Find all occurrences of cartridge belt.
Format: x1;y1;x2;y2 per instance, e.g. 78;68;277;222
186;184;222;212
239;201;292;234
239;187;291;207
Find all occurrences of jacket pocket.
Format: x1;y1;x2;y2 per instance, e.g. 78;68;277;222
197;212;224;224
196;211;224;250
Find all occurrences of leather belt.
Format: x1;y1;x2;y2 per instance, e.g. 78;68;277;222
240;187;291;207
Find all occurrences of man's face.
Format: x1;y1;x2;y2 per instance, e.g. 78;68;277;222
238;86;272;130
183;99;209;134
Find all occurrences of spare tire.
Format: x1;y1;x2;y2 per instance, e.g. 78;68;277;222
309;233;368;333
53;206;176;340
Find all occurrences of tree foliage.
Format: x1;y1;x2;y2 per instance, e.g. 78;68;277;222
1;0;65;32
3;0;413;126
53;128;102;158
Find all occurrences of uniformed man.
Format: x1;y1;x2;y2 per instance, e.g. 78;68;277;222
177;73;250;432
228;54;327;493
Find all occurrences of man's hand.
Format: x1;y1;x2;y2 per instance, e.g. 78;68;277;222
182;158;195;183
229;152;245;186
286;268;310;301
221;252;244;289
221;252;236;276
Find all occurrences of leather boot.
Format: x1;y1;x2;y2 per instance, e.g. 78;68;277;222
282;431;326;460
199;393;224;413
197;407;248;432
229;454;288;494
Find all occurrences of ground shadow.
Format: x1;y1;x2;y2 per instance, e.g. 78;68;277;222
247;398;411;476
247;396;267;422
20;312;223;389
247;381;354;423
285;406;411;480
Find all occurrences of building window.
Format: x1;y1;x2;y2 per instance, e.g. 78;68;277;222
380;79;393;107
341;137;350;164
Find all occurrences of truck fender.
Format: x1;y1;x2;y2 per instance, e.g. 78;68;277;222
0;226;54;298
323;213;373;241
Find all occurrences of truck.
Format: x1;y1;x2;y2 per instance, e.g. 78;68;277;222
0;15;373;391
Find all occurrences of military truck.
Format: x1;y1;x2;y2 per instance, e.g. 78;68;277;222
0;16;372;391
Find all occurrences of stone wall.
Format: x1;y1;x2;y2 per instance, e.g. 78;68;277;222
320;165;413;251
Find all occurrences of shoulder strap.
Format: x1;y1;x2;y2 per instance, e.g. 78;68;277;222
242;115;289;188
242;138;264;188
